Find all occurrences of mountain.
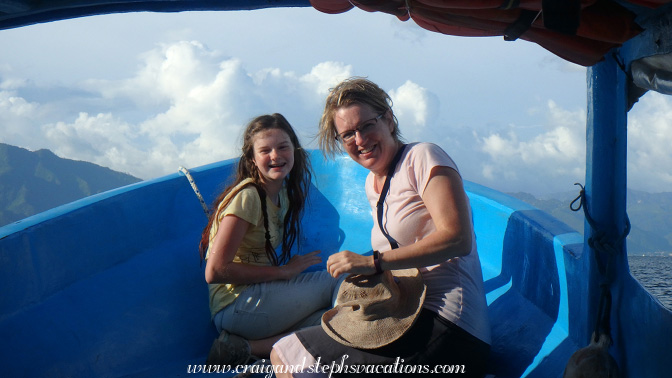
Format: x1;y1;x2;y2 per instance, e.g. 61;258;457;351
507;190;672;256
3;142;670;255
0;143;141;227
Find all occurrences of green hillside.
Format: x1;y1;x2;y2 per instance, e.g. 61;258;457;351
0;143;141;227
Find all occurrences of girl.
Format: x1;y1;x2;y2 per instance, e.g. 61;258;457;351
200;113;340;365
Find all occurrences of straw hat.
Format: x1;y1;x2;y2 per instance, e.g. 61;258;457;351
321;268;426;349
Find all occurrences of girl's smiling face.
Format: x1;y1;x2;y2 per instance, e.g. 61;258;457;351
252;128;295;185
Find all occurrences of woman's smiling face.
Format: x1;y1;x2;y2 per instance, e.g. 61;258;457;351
334;103;397;176
252;128;295;185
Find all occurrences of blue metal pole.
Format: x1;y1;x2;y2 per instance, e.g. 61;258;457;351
585;51;629;371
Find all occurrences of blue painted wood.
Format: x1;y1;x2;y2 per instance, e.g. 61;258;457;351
586;51;630;373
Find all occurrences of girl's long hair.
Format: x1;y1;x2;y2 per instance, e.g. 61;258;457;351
199;113;312;266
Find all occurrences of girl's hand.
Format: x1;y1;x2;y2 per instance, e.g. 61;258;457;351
280;250;322;280
326;250;376;278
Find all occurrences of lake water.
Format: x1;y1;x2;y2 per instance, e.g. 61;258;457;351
628;255;672;310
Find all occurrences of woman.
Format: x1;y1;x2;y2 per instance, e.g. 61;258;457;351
271;79;491;377
200;113;341;365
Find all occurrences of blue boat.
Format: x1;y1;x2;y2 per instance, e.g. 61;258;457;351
1;1;671;377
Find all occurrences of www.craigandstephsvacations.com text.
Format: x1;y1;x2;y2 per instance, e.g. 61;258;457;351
187;356;467;377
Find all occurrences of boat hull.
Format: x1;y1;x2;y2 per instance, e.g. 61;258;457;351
1;151;669;377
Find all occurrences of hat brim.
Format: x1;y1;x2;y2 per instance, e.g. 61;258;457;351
321;268;426;349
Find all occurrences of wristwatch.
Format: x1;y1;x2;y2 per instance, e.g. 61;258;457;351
372;250;383;274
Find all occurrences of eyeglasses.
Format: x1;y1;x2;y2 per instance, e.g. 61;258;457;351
335;113;385;145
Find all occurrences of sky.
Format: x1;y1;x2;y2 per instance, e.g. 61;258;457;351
0;6;671;196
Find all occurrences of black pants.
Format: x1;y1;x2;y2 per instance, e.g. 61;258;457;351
295;309;490;377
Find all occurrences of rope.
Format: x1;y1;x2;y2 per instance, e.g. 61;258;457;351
593;283;613;344
570;183;631;271
178;166;210;217
570;183;630;343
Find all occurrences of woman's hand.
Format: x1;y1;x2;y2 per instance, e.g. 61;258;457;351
280;250;323;280
326;250;376;278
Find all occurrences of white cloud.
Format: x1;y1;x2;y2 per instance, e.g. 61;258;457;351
0;89;45;148
471;91;672;194
476;100;586;193
0;77;27;90
41;112;145;175
628;91;672;192
0;41;357;180
0;91;37;117
389;80;440;142
86;41;224;111
300;62;353;95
